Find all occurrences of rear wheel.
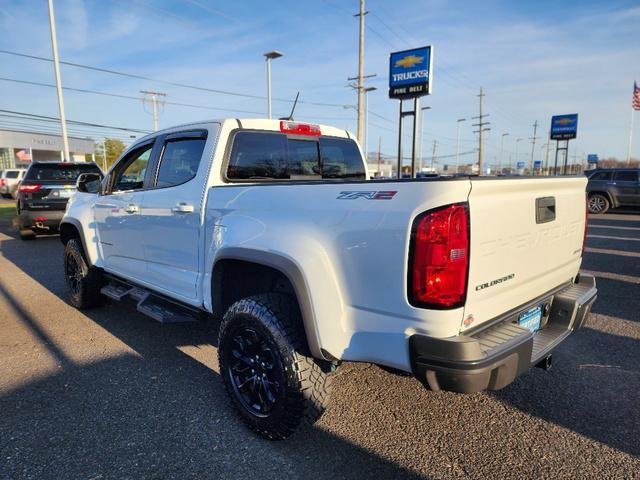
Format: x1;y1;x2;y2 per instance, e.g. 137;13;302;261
588;194;609;214
64;238;104;308
218;293;334;440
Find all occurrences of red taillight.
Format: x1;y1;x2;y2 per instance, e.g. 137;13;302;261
34;216;48;222
0;179;5;187
279;120;321;136
409;203;470;308
582;192;588;256
19;184;42;193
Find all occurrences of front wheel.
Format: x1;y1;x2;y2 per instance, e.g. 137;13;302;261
64;238;105;309
218;294;334;440
588;194;609;214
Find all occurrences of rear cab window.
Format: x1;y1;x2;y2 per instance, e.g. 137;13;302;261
25;163;101;182
226;131;365;181
6;171;20;179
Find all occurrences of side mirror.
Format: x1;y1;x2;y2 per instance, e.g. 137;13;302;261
76;172;103;194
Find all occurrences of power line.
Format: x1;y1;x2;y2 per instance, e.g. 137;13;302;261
0;49;350;109
0;77;356;121
0;109;150;134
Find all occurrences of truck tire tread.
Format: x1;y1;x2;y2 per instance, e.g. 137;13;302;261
218;293;333;440
64;238;105;309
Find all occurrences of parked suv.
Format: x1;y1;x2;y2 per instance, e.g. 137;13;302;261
0;168;26;199
586;168;640;214
17;161;101;240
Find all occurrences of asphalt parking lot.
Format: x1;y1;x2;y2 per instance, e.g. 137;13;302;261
0;198;638;479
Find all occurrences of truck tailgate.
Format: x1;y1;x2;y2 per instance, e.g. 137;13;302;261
462;177;587;332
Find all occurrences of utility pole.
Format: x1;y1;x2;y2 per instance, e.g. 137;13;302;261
529;120;539;172
47;0;70;162
472;87;490;175
140;90;167;131
431;139;438;170
354;0;367;145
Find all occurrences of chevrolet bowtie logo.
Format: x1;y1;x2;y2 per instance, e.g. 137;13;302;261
394;55;424;68
555;118;574;125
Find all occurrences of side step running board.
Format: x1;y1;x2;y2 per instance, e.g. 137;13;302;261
100;282;199;324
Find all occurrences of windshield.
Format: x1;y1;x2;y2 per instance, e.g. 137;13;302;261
25;163;101;182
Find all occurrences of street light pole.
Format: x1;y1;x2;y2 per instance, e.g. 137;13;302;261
514;138;523;172
47;0;70;162
263;51;283;119
499;133;509;174
363;86;377;164
418;106;431;173
455;118;466;174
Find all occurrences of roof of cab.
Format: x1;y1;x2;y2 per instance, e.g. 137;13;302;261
136;118;353;143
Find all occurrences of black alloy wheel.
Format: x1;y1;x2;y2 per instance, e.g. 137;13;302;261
225;326;284;417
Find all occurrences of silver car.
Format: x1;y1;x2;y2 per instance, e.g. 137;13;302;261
0;169;27;199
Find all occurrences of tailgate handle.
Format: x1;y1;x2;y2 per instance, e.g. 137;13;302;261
536;196;556;224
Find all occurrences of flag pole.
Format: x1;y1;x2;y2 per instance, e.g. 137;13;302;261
627;105;634;166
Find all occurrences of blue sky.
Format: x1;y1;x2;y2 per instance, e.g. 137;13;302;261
1;0;639;165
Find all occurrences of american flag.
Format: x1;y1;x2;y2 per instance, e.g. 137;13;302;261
634;81;640;111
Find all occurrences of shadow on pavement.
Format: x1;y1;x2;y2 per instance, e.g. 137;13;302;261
0;279;421;480
492;325;640;458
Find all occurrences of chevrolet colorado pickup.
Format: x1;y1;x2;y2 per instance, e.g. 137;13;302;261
60;119;597;439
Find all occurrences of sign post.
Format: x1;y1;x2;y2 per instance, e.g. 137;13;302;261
389;45;433;178
550;114;578;175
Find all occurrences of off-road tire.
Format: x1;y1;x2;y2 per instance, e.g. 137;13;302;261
218;293;334;440
588;193;609;214
64;238;105;309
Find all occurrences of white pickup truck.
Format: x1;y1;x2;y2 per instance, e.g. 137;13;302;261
61;119;597;439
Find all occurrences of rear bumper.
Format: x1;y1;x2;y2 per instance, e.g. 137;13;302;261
410;275;597;393
18;209;65;231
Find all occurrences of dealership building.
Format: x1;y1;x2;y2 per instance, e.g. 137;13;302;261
0;129;95;169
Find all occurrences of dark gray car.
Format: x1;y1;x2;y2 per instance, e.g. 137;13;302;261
586;168;640;214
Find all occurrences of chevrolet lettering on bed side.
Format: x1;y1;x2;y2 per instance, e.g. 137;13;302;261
59;118;596;441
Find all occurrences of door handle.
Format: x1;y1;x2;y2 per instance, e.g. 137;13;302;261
124;204;139;214
171;202;194;214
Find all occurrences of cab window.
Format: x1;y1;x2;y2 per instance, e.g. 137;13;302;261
111;144;153;192
614;171;639;182
588;171;612;181
155;138;206;188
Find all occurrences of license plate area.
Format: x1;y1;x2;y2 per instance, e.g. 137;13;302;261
518;305;542;333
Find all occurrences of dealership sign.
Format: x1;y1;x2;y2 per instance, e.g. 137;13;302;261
550;114;578;140
587;154;598;163
389;46;432;99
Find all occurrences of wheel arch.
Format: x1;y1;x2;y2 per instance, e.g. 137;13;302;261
211;248;325;360
588;190;615;207
59;219;92;264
